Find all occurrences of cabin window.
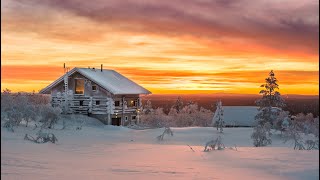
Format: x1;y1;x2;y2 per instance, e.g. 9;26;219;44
92;85;97;91
80;100;84;106
96;100;100;105
131;116;136;120
128;100;137;107
75;79;85;94
125;116;128;121
115;101;120;107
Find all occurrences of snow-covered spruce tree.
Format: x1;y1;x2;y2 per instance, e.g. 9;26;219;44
213;100;224;133
251;70;285;147
172;96;184;113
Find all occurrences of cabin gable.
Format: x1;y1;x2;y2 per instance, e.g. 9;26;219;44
50;72;112;97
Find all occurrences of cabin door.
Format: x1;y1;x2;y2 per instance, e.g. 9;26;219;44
111;117;121;126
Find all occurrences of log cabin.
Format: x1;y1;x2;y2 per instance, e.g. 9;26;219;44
39;66;151;126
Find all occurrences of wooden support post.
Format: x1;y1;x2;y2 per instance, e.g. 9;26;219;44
137;97;140;124
122;96;125;126
63;73;69;114
89;97;93;114
107;113;111;125
107;97;111;125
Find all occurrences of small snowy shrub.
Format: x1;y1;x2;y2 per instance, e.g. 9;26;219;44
283;116;319;150
251;123;272;147
3;121;15;132
157;127;173;141
204;136;225;151
39;104;62;129
24;131;58;144
1;90;52;131
283;120;304;150
304;139;317;150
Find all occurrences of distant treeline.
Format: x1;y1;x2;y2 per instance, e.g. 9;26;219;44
141;94;319;117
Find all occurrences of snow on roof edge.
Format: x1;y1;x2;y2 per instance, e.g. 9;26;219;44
39;67;151;95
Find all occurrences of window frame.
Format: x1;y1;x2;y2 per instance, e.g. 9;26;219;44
74;78;85;95
92;85;97;92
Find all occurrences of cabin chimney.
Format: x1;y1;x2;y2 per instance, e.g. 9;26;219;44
101;64;103;72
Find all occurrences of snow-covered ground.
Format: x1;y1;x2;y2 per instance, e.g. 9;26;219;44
1;116;319;180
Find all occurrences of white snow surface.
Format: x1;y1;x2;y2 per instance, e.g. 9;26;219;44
40;67;151;95
1;115;319;180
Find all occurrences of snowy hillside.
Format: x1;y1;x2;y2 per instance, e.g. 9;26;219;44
214;106;259;127
1;116;319;180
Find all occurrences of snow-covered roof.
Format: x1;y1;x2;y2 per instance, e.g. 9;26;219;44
40;67;151;95
213;106;259;127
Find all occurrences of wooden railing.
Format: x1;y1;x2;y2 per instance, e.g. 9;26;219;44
51;95;138;115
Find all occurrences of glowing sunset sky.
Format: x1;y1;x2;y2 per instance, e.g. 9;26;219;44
1;0;319;94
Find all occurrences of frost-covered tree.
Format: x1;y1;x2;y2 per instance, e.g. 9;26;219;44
304;113;314;134
4;94;32;128
143;100;153;114
194;107;212;127
312;117;319;149
273;110;290;134
283;120;305;150
1;91;57;131
175;103;198;127
252;123;272;147
213;100;224;133
140;107;169;128
39;104;62;129
252;70;285;147
172;96;184;113
282;114;319;150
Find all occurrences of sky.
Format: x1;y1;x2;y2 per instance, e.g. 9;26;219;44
1;0;319;95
